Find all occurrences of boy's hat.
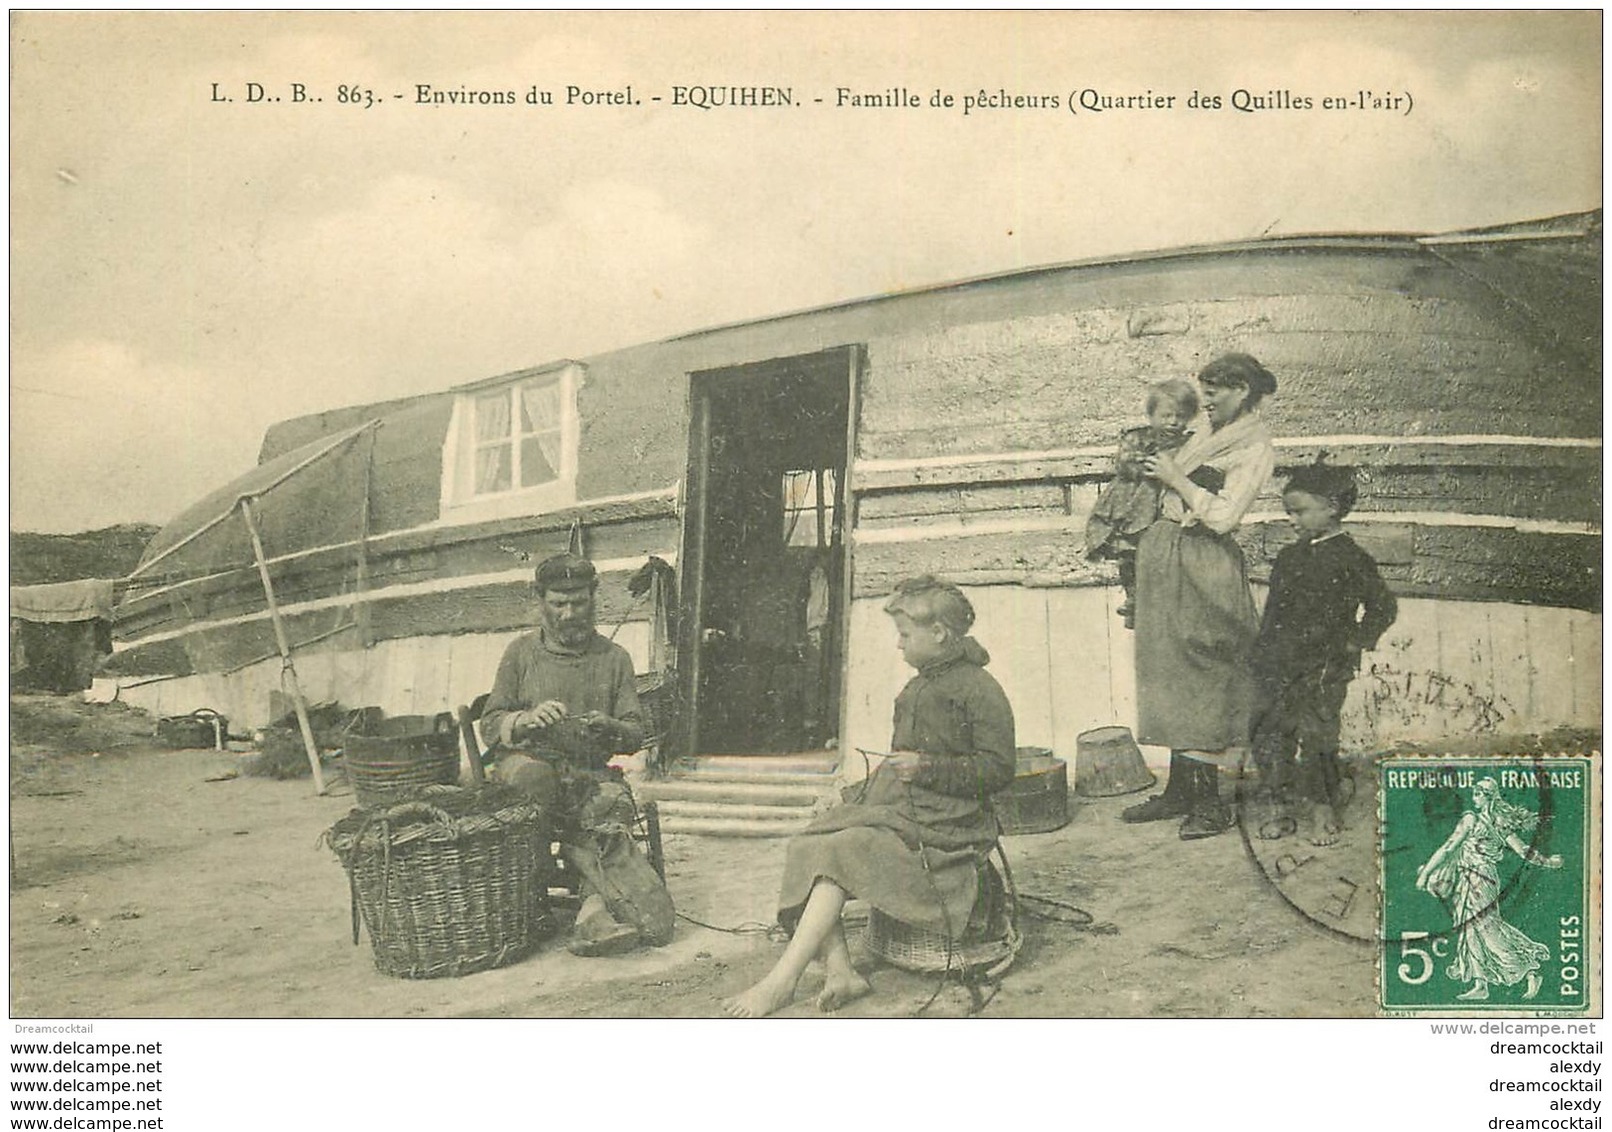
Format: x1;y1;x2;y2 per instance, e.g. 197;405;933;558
534;552;597;592
1283;460;1358;516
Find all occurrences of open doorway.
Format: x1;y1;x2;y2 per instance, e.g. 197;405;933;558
680;347;856;756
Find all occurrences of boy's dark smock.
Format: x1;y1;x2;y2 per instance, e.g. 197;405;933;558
1252;531;1397;754
777;636;1015;934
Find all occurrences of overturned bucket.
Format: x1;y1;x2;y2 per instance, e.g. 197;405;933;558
1074;726;1156;797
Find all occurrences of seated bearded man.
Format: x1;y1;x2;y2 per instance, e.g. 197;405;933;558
481;553;674;956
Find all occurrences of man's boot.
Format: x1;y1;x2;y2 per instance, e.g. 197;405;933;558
1179;759;1232;840
567;893;640;957
1121;752;1194;823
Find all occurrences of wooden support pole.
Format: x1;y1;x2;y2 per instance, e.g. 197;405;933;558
239;496;327;794
355;426;375;648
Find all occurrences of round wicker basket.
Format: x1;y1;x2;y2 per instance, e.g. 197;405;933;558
860;852;1022;979
863;909;1022;979
323;785;547;979
341;731;461;808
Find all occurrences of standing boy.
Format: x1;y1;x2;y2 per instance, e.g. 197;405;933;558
1252;464;1398;846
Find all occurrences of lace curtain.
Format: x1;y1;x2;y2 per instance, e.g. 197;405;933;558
472;380;564;495
473;392;511;493
519;381;563;487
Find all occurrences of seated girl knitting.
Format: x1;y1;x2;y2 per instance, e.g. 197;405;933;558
724;575;1016;1017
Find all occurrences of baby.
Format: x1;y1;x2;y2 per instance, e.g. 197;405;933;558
1084;378;1200;627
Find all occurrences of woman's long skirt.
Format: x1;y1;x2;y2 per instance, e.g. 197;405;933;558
1134;519;1259;752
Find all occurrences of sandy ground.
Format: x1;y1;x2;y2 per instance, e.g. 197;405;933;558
9;694;1385;1019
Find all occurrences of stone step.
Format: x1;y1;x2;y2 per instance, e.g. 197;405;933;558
635;777;830;809
667;752;841;779
662;816;816;839
655;799;823;823
662;765;840;788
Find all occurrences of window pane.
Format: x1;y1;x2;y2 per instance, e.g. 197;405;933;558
520;380;562;436
520;433;559;487
783;469;836;547
475;445;511;493
475;392;511;442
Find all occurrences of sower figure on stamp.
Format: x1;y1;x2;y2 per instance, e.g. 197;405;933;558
1416;777;1562;1001
1251;463;1397;847
481;553;675;957
1084;378;1199;629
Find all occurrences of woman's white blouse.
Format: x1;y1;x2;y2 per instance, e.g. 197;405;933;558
1159;413;1277;536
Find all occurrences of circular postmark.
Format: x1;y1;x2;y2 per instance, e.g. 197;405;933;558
1237;752;1378;943
1239;754;1565;946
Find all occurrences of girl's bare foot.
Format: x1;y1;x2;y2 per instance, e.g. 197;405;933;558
817;971;873;1012
1456;981;1490;1001
1524;972;1542;1000
722;975;797;1018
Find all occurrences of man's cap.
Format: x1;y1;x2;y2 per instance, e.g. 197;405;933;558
534;553;598;591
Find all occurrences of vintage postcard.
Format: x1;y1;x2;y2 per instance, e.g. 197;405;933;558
7;8;1601;1059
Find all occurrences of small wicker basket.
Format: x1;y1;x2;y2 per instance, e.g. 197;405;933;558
323;785;547;979
860;851;1022;980
341;726;461;808
863;909;1022;979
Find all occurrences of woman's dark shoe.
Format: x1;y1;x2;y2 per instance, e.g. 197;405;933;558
1178;806;1232;840
1121;753;1190;823
1178;760;1231;840
1121;791;1191;823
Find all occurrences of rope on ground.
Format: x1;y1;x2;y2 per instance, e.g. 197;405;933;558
675;910;788;941
1016;892;1120;934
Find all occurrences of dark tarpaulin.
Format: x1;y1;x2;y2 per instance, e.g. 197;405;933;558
123;397;453;676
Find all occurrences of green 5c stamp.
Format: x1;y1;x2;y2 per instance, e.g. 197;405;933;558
1379;757;1592;1014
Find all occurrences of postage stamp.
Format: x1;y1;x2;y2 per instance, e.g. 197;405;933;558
1378;756;1594;1014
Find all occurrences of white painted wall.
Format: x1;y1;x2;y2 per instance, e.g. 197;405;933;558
841;586;1601;779
110;589;1599;767
114;621;652;731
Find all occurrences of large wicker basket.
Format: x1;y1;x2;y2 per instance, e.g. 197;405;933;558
341;722;461;808
323;785;547;979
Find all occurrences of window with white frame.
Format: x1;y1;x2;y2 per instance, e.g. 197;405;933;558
444;365;580;518
472;380;565;494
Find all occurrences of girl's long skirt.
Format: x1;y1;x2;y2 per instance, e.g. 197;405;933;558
1134;519;1259;752
776;769;994;935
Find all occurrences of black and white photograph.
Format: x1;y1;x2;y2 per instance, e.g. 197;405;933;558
7;10;1603;1126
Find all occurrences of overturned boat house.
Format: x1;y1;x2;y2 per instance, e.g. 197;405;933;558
108;212;1602;773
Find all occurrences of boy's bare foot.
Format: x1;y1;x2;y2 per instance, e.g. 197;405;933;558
817;971;873;1012
1307;809;1343;847
722;976;797;1018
